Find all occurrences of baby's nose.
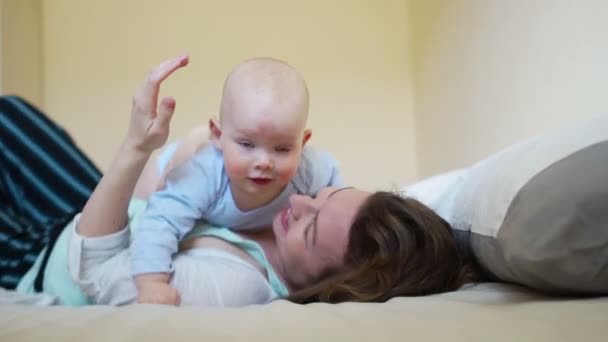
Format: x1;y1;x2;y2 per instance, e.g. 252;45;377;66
255;154;272;170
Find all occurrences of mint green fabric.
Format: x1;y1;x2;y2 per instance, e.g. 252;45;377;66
16;199;148;305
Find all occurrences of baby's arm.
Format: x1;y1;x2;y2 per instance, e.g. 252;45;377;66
131;152;217;305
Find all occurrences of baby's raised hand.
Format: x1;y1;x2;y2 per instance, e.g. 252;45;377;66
126;54;189;155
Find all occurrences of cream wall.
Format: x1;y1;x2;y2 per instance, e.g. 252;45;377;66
0;0;43;107
10;1;605;188
410;0;608;177
41;0;416;191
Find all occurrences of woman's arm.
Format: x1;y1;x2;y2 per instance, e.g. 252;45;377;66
77;54;189;237
77;143;151;237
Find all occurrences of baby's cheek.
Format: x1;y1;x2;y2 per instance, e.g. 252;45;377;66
277;160;299;183
223;164;239;180
278;168;297;184
224;157;247;178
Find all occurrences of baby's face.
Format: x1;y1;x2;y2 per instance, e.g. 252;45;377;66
219;94;308;208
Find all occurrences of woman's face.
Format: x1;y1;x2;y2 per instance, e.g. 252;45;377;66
272;187;370;288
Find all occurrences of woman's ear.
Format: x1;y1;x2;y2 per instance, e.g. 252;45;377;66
209;117;222;150
302;129;312;146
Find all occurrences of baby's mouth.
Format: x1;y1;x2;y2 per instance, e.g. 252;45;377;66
249;177;272;185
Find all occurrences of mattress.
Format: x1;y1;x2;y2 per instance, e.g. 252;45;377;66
1;283;606;341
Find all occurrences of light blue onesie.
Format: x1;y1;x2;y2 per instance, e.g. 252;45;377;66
131;143;343;276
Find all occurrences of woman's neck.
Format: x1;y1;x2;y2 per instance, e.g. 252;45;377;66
238;229;295;293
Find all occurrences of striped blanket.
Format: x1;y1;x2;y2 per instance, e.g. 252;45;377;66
0;95;101;289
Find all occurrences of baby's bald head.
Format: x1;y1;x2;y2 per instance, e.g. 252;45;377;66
219;58;309;132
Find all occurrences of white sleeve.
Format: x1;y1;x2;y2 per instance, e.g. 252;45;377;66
67;216;138;306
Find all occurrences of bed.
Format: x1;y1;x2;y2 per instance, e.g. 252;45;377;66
1;107;607;341
1;283;607;341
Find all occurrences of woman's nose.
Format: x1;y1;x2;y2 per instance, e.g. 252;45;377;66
289;194;316;219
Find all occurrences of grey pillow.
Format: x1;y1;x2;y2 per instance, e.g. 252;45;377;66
495;140;608;293
405;116;608;294
449;116;608;294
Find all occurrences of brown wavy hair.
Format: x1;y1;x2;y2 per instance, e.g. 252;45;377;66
287;191;479;304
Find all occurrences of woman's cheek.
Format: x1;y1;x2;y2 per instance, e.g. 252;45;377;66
285;234;305;262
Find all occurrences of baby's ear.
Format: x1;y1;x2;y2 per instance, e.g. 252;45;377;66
302;129;312;146
209;117;222;150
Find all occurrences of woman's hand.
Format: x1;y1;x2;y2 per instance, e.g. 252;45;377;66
126;54;190;155
77;54;189;239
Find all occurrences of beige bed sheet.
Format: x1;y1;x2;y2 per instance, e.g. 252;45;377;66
0;283;606;342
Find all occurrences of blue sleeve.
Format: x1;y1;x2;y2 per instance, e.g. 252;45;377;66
295;146;344;196
130;149;220;276
155;141;179;175
326;157;344;188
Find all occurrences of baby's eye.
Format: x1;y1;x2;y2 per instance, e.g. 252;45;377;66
238;141;254;149
275;146;292;153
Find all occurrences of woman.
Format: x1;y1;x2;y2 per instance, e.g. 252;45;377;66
4;55;477;306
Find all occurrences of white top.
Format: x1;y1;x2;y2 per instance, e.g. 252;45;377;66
68;214;279;307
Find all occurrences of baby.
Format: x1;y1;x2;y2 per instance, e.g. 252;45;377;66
130;57;343;304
